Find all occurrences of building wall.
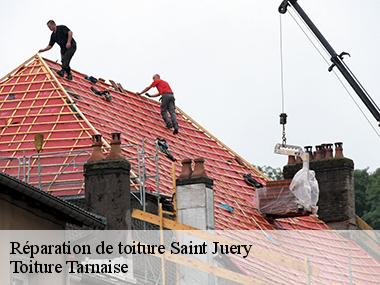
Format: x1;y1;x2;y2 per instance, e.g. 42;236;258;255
0;198;65;230
0;198;67;285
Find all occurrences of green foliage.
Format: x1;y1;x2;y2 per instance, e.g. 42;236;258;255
354;168;380;229
354;168;370;217
257;165;283;180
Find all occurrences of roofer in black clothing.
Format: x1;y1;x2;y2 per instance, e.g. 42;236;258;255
38;20;76;80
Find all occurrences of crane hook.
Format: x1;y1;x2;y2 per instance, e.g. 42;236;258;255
280;113;288;146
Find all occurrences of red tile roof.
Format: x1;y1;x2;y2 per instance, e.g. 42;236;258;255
0;54;326;231
2;54;380;284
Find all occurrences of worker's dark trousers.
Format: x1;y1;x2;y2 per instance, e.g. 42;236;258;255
160;93;178;130
60;44;76;75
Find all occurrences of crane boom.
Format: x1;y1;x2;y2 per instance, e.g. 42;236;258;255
279;0;380;126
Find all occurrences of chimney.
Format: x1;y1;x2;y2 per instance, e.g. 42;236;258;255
176;158;215;285
84;133;131;229
176;158;214;230
283;142;356;229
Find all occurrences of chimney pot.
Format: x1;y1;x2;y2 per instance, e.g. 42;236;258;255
88;134;105;162
315;145;322;160
304;146;313;160
335;142;344;158
106;132;124;160
178;158;193;179
288;155;296;165
192;157;208;178
111;132;121;143
320;144;327;159
325;143;333;159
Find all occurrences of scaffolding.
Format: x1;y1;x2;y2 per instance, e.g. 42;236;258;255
132;139;161;211
0;139;160;211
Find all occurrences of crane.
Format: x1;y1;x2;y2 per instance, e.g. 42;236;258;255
274;0;380;166
278;0;380;126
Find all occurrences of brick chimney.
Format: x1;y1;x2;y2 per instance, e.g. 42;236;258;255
283;143;356;229
176;158;214;230
84;133;131;230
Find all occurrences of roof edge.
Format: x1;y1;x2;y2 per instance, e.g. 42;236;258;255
37;55;110;148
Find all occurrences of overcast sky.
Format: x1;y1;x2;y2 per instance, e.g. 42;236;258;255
1;0;379;171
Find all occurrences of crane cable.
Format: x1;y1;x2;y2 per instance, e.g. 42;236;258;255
279;14;288;146
286;5;380;140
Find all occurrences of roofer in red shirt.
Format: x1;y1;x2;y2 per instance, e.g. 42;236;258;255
136;74;179;134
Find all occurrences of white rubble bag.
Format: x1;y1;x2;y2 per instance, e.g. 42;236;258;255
289;167;319;214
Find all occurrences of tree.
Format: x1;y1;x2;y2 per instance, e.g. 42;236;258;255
354;168;370;217
257;165;283;180
354;168;380;229
362;168;380;229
